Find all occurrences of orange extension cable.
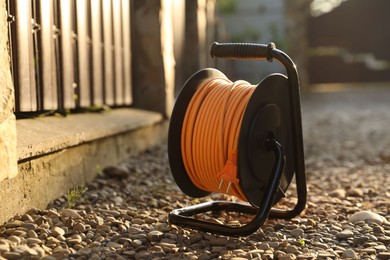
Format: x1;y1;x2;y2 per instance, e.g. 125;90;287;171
181;77;256;201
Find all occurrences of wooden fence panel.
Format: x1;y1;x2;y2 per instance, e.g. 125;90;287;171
122;0;132;105
112;0;123;105
91;0;103;106
14;0;37;112
39;0;58;110
76;0;91;107
102;0;114;105
59;0;75;109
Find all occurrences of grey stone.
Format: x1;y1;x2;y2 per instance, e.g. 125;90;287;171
147;230;164;242
67;234;82;244
22;223;38;230
73;222;86;232
290;228;304;238
373;226;385;234
377;252;390;260
26;238;42;245
103;165;129;179
78;247;91;254
347;188;364;197
27;230;38;239
343;249;358;259
209;237;228;246
285;245;299;254
349;211;386;225
336;230;354;239
106;242;123;249
0;244;10;253
51;226;66;237
329;188;346;199
374;244;388;252
131;239;143;248
278;253;297;260
12;244;38;256
61;208;82;219
2;252;22;260
7;236;21;245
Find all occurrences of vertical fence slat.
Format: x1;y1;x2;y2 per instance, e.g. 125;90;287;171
76;0;91;107
112;0;123;105
91;0;103;105
40;0;58;110
121;0;132;105
15;0;37;112
60;0;75;109
53;0;62;109
102;0;114;105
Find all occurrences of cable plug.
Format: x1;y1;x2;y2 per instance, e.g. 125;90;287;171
218;150;239;194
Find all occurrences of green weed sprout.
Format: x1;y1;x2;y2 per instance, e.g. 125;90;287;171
297;238;305;247
67;186;88;208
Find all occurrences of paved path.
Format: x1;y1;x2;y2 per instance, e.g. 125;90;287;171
302;86;390;169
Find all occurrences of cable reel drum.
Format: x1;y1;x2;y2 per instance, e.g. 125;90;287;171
168;42;307;236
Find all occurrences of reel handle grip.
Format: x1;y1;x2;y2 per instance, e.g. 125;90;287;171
210;42;275;62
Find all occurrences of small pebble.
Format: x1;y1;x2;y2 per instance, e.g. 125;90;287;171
73;222;86;232
7;236;21;245
278;253;297;260
373;226;385;234
343;248;358;259
329;188;346;198
0;244;10;253
27;238;42;245
22;223;38;230
106;242;123;249
147;231;164;242
285;245;299;254
131;240;143;248
27;230;38;239
347;188;364;197
61;208;82;219
377;252;390;260
336;230;355;239
3;252;22;259
51;226;66;237
290;228;304;238
103;165;129;179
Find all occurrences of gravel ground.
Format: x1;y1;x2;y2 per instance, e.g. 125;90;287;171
0;87;390;259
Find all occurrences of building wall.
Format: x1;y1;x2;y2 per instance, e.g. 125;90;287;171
308;0;390;84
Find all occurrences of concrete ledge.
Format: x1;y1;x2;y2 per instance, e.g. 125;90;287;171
17;108;163;162
0;109;167;223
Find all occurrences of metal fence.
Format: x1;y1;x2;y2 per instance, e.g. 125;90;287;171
7;0;132;113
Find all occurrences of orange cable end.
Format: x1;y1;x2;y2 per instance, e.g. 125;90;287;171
218;150;239;194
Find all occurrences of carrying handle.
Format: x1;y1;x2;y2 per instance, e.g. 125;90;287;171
210;42;276;62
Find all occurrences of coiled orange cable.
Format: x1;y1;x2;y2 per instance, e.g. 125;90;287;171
181;77;256;201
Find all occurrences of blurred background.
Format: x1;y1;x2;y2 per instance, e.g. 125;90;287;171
214;0;390;89
7;0;390;115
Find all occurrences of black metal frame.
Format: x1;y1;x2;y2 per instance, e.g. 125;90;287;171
168;42;307;236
